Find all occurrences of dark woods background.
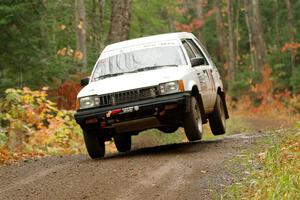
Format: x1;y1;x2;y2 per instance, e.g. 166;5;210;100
1;0;300;106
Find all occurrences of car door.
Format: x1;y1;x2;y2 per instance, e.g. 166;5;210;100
184;39;216;109
181;39;211;109
194;37;223;92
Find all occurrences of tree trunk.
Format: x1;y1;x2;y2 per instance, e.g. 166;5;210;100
214;0;228;79
226;0;236;83
195;0;204;42
234;0;241;71
99;0;105;34
75;0;87;70
244;0;267;72
108;0;133;43
284;0;297;93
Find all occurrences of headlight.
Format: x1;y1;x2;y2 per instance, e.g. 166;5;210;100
79;96;100;109
159;80;185;95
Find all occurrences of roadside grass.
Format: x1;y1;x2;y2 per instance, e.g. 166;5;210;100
222;124;300;200
135;128;186;145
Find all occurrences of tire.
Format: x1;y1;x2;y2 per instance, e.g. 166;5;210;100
209;95;226;135
114;133;131;152
158;126;178;133
83;130;105;159
183;96;203;141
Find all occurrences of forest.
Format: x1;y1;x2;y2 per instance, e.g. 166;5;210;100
0;1;299;199
0;0;299;98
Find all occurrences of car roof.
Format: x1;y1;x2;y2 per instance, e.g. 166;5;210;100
103;32;195;53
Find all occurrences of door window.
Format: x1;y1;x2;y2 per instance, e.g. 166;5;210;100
186;39;208;64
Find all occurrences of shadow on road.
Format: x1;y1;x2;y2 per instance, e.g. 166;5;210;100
90;138;225;161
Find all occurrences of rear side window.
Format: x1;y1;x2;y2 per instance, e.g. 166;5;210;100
182;40;196;59
186;39;205;59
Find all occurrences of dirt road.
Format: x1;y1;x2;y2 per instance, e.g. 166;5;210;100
0;131;267;200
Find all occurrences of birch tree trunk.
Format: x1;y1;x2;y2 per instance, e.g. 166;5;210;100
195;0;204;42
215;0;228;71
214;0;228;85
75;0;87;70
99;0;105;34
109;0;132;43
244;0;266;71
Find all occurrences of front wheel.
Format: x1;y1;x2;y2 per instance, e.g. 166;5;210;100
209;94;226;135
83;130;105;159
114;133;131;152
184;96;203;141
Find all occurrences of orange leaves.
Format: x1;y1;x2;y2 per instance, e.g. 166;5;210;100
0;148;45;165
51;77;82;110
176;23;194;32
175;7;216;32
281;42;300;52
232;66;300;120
250;66;273;106
74;50;84;61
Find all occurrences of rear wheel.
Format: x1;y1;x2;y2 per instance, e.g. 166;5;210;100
209;95;226;135
184;96;203;141
83;130;105;159
114;133;132;152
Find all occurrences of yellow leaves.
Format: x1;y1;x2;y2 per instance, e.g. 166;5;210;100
60;24;66;30
77;20;84;30
56;47;83;61
57;47;67;56
0;87;85;164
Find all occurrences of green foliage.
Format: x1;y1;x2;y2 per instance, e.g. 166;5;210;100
290;65;300;94
0;1;44;91
130;0;179;38
0;0;300;97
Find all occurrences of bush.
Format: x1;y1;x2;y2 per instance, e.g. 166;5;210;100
0;87;84;155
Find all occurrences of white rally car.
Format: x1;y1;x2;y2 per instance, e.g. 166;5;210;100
75;32;229;159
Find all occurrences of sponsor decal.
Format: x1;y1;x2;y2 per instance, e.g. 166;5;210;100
105;106;139;118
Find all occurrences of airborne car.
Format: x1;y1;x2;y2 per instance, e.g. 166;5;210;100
75;32;229;159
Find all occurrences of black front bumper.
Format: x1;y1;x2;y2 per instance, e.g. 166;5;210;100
74;92;190;130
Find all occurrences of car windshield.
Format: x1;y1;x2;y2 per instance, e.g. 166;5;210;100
91;45;187;81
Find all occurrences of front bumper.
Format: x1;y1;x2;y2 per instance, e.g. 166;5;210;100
74;92;190;131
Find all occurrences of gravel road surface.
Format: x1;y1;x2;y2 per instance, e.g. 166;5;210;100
0;132;267;200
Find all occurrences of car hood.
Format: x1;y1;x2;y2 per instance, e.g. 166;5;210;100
77;66;189;98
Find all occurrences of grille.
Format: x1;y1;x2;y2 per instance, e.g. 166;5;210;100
98;86;158;106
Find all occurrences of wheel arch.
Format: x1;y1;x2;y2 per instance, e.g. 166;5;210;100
217;87;229;119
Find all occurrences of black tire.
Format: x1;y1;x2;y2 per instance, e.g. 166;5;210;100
114;133;131;152
158;126;178;133
184;96;203;141
209;95;226;135
83;130;105;159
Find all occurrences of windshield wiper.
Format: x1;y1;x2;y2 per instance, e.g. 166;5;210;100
94;72;125;80
128;64;178;73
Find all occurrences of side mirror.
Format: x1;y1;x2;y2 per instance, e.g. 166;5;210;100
191;57;205;67
80;77;90;87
